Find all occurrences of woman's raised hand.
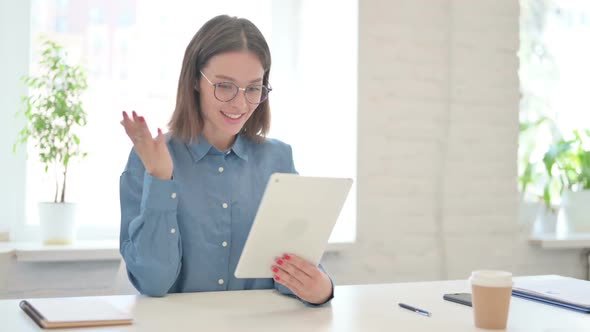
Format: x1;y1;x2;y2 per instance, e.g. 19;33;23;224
120;111;173;180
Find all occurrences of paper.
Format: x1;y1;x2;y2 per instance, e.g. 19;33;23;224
513;275;590;308
24;297;132;323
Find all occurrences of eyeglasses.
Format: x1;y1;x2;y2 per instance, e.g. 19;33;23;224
199;71;272;104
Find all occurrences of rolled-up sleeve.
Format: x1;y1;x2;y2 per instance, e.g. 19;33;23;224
119;150;183;297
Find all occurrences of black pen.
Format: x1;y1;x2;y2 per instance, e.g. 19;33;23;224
398;302;431;317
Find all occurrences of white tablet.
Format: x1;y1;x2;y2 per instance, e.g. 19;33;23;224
234;173;353;278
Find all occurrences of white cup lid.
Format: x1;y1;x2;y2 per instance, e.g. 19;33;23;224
469;270;513;287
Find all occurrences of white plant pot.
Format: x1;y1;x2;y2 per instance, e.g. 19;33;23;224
519;200;537;234
531;204;558;235
561;190;590;234
38;202;77;245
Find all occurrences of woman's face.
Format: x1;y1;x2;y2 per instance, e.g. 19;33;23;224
198;50;265;145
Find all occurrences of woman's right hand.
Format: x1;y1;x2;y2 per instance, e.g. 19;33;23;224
120;111;173;180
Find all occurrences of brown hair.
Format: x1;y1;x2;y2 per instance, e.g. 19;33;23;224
168;15;271;143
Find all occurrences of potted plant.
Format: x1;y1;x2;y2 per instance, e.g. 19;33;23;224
13;38;88;244
518;116;561;234
542;130;590;233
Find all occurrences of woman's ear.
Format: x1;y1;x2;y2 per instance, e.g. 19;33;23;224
194;80;200;92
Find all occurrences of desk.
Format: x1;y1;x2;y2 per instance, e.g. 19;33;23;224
2;276;589;332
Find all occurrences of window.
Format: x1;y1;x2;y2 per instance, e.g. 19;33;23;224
519;0;590;202
22;0;357;243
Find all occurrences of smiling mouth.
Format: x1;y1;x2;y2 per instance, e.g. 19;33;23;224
221;111;245;119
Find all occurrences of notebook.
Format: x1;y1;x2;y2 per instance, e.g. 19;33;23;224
19;297;134;329
512;275;590;313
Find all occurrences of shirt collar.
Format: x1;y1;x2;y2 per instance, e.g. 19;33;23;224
187;134;249;163
231;134;249;161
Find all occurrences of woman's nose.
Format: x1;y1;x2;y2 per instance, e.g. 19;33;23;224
229;88;249;110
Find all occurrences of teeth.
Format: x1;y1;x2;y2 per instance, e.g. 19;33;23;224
222;111;243;119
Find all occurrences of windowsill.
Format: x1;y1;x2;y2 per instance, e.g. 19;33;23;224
0;240;121;262
0;239;354;263
529;233;590;249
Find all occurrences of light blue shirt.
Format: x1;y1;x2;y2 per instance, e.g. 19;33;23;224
119;134;333;305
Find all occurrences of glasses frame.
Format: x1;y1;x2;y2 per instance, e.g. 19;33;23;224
199;71;272;105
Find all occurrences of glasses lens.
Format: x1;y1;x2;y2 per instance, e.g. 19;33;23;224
245;86;269;104
214;83;238;102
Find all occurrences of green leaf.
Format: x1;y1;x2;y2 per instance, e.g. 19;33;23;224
519;162;536;193
543;140;571;174
13;37;88;202
573;129;582;143
543;183;552;209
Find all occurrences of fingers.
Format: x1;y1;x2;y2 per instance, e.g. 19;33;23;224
120;110;154;145
271;255;332;304
120;110;144;128
134;114;153;142
274;257;312;285
156;128;166;145
281;254;320;279
120;110;136;131
120;111;136;140
122;110;130;122
120;110;130;127
272;267;304;295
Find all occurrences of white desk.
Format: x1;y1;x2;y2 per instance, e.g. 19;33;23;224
2;276;589;332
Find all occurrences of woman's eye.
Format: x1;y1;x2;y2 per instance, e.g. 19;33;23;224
217;83;235;90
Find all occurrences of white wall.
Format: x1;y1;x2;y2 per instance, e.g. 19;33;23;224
320;0;585;284
0;0;586;299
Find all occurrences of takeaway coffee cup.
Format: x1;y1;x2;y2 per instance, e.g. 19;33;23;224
469;270;513;329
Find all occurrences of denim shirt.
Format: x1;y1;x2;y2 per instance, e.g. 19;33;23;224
119;134;333;306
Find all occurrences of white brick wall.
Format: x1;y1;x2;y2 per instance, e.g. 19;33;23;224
321;0;586;284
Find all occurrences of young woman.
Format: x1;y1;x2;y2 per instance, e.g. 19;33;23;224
119;15;333;306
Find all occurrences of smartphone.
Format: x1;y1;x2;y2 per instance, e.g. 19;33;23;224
443;293;472;307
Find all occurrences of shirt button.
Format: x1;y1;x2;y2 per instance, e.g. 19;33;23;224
222;241;228;247
171;192;177;199
218;279;224;285
170;228;176;234
218;167;224;173
222;203;228;209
